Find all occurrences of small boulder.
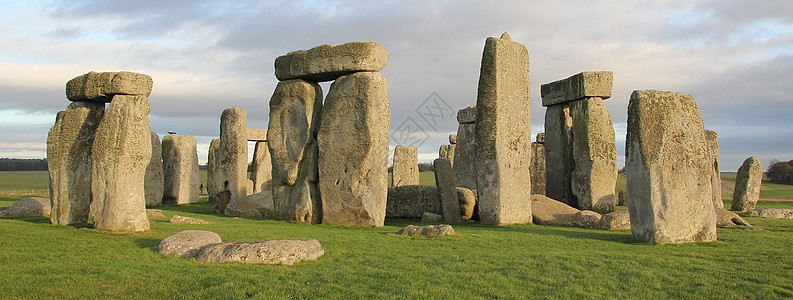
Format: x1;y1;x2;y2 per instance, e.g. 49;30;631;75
169;215;212;224
395;225;455;237
531;195;602;229
617;190;627;206
195;239;324;265
421;212;443;223
715;208;754;228
0;197;50;218
159;230;222;258
146;209;167;219
599;211;631;230
457;187;476;220
745;208;793;220
566;211;602;229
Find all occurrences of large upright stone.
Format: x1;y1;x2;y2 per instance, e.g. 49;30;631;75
268;79;323;224
250;141;272;194
162;134;200;205
454;106;477;190
214;107;248;214
275;41;389;82
47;102;104;225
540;71;613;107
90;95;151;232
438;144;455;166
386;185;441;217
206;138;219;203
474;33;532;225
318;72;390;227
731;156;763;212
392;145;419;187
434;158;461;223
626;90;716;244
66;71;153;102
530;142;546;195
145;131;164;207
704;130;723;209
544;104;576;206
569;97;617;213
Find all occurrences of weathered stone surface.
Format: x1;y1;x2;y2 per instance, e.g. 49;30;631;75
206;138;219;203
454;121;477;190
159;230;222;258
90;95;151;232
195;239;324;265
438;144;455;166
386;185;441;218
704;130;723;209
392;145;419;187
145;131;164;207
457;105;477;124
599;211;631;230
169;215;212;224
475;33;532;225
715;208;753;228
275;41;389;82
66;71;153;102
268;79;322;224
47;102;104;226
224;191;275;218
434;158;461;223
536;133;545;144
540;71;613;107
162;134;200;205
250;141;272;194
731;156;763;212
0;197;51;218
530;143;546;195
449;134;457;144
318;72;390;227
395;224;455;237
544;104;576;207
745;208;793;219
214;107;249;214
146;209;166;219
530;195;601;229
246;128;268;141
421;212;443;223
626;90;716;244
456;187;476;220
617;190;628;206
570;97;617;213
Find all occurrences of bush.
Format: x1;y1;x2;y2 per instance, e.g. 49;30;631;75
766;160;793;185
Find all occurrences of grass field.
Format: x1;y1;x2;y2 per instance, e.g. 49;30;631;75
2;171;793;298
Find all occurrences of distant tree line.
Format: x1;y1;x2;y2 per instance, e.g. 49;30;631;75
0;158;48;171
767;159;793;185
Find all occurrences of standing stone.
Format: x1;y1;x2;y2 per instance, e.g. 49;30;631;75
544;104;575;206
90;95;151;232
449;134;457;144
434;158;461;223
536;133;545;144
704;130;723;209
474;32;532;225
626;90;716;244
617;190;628;206
731;156;763;212
47;102;104;225
392;145;419;187
206;138;219;202
530;142;546;195
145;131;164;207
250;141;272;194
454;106;477;190
214;107;248;214
162;134;200;205
570;97;617;213
318;72;390;227
268;79;323;224
275;41;389;82
438;144;455;166
386;185;441;217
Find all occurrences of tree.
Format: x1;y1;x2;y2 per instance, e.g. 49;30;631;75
766;161;793;185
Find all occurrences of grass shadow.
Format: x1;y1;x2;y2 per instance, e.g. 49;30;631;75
135;237;162;252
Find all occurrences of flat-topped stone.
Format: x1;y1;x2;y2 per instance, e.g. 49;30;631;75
395;225;455;237
159;230;222;258
541;71;613;107
195;239;324;265
745;208;793;219
246;128;268;141
457;105;477;124
275;41;389;82
66;71;153;102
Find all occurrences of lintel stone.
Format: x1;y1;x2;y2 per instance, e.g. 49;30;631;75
540;71;613;107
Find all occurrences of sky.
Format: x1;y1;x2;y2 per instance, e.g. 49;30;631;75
0;0;791;171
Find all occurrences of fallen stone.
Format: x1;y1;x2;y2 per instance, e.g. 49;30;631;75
704;130;723;209
530;143;546;195
146;209;167;219
392;145;419;187
435;158;460;223
318;71;390;227
731;156;763;212
570;97;617;213
395;224;455;237
275;41;389;82
626;90;716;244
599;211;631;230
66;71;153;102
745;208;793;220
715;208;754;228
224;191;275;218
195;239;324;265
386;185;441;218
457;187;476;221
169;215;212;225
0;197;50;218
145;131;164;207
475;32;532;225
530;195;602;229
159;230;222;258
540;71;613;107
162;134;200;205
421;212;443;223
